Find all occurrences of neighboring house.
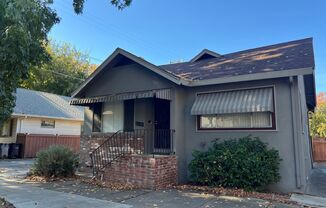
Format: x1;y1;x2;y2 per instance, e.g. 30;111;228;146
0;88;84;143
71;38;316;193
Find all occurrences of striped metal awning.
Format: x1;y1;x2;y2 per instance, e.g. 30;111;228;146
70;88;172;105
191;87;274;115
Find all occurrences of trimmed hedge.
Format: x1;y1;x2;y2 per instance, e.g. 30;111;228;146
31;145;78;178
189;136;281;191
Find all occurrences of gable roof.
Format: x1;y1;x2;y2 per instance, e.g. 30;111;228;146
71;48;185;97
190;49;221;62
72;38;315;98
13;88;84;121
160;38;314;81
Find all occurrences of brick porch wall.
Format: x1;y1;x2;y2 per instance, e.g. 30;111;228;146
103;155;178;188
79;133;145;169
79;133;112;169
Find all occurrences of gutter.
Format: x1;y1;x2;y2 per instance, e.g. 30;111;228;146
289;76;302;189
11;113;84;122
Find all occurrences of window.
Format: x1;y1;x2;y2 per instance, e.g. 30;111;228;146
198;112;274;130
41;120;55;128
191;87;276;130
102;101;124;133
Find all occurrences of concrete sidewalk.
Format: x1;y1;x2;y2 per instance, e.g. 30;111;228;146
0;159;130;208
0;159;297;208
0;179;130;208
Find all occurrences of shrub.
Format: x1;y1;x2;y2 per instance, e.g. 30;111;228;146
189;135;281;191
31;145;79;178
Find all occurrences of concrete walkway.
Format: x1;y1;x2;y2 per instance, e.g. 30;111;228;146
0;159;130;208
291;193;326;207
0;159;297;208
0;180;130;208
305;165;326;197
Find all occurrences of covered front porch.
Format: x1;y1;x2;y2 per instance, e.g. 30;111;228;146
71;88;176;176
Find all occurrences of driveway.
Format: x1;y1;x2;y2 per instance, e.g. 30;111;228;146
0;159;130;208
0;159;296;208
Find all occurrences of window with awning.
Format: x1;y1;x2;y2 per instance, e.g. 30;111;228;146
191;87;275;130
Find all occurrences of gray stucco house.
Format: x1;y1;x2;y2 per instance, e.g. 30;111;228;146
71;38;316;193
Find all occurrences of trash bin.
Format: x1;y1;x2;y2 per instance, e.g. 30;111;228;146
0;144;10;158
8;143;22;159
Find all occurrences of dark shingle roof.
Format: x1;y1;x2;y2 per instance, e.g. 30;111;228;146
160;38;314;81
13;88;84;120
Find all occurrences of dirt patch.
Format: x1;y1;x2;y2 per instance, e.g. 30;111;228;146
174;184;297;206
0;198;15;208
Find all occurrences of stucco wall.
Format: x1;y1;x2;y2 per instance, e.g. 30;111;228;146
81;64;175;98
180;77;311;193
134;99;154;130
16;117;82;136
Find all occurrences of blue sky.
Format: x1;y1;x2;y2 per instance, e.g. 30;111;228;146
50;0;326;92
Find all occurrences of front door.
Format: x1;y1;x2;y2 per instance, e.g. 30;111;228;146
154;98;170;151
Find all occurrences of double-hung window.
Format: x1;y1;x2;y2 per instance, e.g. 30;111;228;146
191;87;275;130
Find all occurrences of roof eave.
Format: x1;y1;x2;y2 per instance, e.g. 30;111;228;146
11;113;84;121
187;67;314;87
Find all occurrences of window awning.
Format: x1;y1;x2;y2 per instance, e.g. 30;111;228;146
191;87;274;115
70;88;171;105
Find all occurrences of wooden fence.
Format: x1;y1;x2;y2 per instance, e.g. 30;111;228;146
312;138;326;162
16;134;80;158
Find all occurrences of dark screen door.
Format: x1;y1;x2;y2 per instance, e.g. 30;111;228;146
154;99;170;149
124;99;134;131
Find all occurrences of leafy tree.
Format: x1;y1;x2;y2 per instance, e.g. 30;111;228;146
310;103;326;138
20;41;97;96
0;0;59;129
317;92;326;106
72;0;132;14
0;0;131;129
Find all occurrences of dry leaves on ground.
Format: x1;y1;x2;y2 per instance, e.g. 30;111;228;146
24;175;78;183
0;198;15;208
79;177;137;190
174;184;296;205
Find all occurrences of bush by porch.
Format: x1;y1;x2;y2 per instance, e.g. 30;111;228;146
189;135;281;191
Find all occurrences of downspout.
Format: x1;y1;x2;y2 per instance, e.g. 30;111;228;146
289;76;302;189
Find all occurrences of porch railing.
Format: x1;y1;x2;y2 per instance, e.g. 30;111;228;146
90;129;175;176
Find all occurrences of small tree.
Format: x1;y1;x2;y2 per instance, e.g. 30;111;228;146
310;103;326;138
20;41;97;96
0;0;131;129
0;0;59;129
